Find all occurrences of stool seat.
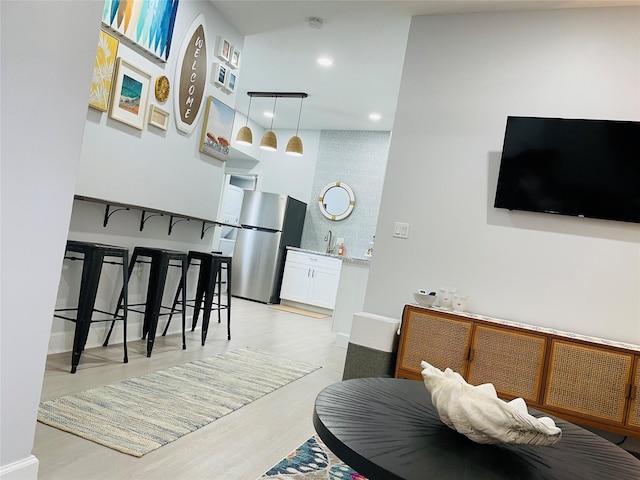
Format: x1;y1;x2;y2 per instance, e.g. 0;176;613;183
163;251;231;345
115;246;188;357
54;240;129;373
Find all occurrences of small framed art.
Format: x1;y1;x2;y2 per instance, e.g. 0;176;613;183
224;71;237;93
216;37;231;62
199;96;236;161
230;47;241;69
108;57;151;130
148;104;169;130
213;63;228;87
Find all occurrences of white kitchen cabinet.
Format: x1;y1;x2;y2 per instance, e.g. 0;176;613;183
280;250;342;309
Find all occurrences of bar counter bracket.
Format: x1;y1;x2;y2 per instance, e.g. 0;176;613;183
103;205;130;227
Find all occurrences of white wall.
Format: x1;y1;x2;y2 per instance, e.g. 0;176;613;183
0;2;104;477
366;7;640;344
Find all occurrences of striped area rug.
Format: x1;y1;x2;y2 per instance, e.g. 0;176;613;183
37;347;320;457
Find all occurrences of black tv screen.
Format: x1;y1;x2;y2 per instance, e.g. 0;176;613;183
494;116;640;224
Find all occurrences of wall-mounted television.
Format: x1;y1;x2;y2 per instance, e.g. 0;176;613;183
494;116;640;224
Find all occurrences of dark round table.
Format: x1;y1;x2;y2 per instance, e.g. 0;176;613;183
313;378;640;480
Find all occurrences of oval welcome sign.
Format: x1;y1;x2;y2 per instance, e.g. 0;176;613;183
174;14;207;134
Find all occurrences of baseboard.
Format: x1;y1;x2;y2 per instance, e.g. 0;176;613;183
0;455;39;480
335;333;350;349
279;300;333;316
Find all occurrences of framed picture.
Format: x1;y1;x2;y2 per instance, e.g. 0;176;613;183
199;96;236;161
89;29;119;111
102;0;179;62
224;71;237;93
213;63;228;87
148;104;170;130
108;57;151;130
230;47;241;69
216;37;231;62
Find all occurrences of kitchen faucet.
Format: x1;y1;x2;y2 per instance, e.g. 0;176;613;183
324;230;333;254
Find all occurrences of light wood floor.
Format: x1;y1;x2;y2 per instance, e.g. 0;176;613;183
34;295;347;480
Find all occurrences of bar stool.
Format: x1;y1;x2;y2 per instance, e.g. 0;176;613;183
54;240;129;373
114;246;188;357
163;251;231;345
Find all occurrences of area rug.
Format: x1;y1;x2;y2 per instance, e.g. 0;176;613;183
259;435;367;479
37;347;320;457
269;305;328;319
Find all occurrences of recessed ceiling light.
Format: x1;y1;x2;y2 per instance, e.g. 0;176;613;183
369;113;381;121
317;57;333;67
264;111;274;118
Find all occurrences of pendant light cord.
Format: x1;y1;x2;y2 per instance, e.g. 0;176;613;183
245;95;253;126
294;96;304;135
269;96;277;130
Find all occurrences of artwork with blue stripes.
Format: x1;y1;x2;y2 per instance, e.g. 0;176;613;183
102;0;180;62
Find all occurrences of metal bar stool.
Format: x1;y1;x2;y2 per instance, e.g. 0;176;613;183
114;246;187;357
54;240;129;373
164;251;231;345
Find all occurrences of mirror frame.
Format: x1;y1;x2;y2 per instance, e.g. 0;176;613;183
318;181;355;221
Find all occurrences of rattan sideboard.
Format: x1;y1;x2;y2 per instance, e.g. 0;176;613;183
395;304;640;437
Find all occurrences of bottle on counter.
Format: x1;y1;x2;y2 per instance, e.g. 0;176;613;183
336;237;345;256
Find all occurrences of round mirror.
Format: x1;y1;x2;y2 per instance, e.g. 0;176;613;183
318;182;355;220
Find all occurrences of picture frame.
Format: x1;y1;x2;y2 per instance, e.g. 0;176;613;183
89;29;119;111
108;57;151;130
224;70;237;93
216;37;231;62
148;104;170;130
199;96;236;161
213;63;228;87
230;46;241;69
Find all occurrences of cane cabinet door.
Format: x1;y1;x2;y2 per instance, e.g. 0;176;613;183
625;356;640;431
396;306;473;380
466;325;547;404
543;340;634;425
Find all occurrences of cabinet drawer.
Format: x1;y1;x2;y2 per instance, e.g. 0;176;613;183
286;250;341;271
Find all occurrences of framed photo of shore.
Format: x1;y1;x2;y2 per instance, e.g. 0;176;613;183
199;96;236;161
108;57;151;130
230;46;241;69
216;37;231;62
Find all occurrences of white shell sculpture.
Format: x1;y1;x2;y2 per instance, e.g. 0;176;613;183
421;361;562;446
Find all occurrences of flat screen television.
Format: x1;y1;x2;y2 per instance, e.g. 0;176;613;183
494;116;640;224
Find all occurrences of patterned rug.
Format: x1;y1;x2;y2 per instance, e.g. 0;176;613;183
37;347;320;457
260;435;367;479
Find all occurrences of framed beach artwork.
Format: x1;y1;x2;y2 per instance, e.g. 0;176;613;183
102;0;180;62
108;57;151;130
89;29;119;111
199;96;236;161
213;63;228;87
224;71;237;93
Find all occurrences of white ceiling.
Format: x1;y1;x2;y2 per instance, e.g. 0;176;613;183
211;0;639;132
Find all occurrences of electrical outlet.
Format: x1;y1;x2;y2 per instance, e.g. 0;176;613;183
393;222;410;239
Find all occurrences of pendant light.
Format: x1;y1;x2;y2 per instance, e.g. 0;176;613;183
286;95;305;156
235;94;253;146
260;97;278;151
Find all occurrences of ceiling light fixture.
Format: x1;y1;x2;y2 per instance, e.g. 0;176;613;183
369;112;381;121
318;57;333;67
286;95;306;156
246;92;309;155
235;94;253;146
260;96;278;151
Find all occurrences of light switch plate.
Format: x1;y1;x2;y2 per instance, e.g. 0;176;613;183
393;222;410;238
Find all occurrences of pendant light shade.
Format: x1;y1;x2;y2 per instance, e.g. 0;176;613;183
286;136;303;156
286;95;305;156
260;130;277;151
236;126;253;146
260;97;278;151
235;95;253;146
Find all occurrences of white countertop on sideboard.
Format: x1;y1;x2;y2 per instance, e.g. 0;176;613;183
287;246;371;266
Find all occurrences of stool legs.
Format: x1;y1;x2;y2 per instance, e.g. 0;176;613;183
143;255;170;357
104;249;129;365
70;249;103;373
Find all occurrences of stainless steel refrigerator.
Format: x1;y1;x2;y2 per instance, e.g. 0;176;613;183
231;191;307;303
